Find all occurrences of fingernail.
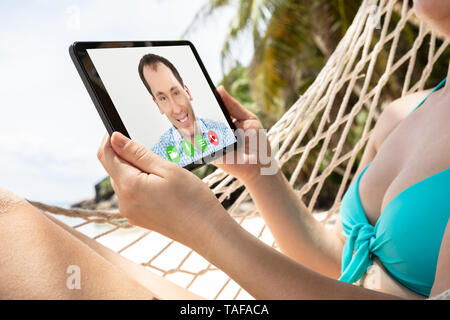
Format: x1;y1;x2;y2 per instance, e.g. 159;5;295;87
112;132;129;148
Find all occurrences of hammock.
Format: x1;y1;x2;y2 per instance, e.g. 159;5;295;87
31;0;449;300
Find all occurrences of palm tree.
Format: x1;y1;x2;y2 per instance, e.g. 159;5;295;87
184;0;450;209
184;0;362;126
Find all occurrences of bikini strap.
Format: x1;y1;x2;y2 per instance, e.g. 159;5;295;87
409;78;447;115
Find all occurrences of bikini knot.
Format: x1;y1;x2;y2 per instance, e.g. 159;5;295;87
339;223;377;284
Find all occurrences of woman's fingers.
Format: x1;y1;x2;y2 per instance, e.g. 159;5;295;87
217;86;256;121
110;132;173;177
97;134;141;184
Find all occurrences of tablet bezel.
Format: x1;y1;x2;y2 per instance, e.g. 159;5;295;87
69;40;238;171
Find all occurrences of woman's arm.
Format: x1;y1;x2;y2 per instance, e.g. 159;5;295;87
200;208;401;300
213;87;344;278
214;87;429;279
244;170;343;279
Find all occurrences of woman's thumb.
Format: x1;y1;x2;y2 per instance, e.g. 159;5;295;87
110;132;168;175
217;86;253;120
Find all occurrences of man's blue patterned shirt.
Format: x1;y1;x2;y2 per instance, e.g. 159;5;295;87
151;118;236;167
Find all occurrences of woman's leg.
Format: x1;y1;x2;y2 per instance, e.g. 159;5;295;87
0;187;201;299
39;210;203;300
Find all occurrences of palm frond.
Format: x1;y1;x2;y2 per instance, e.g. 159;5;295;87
220;0;267;72
185;0;362;120
181;0;231;38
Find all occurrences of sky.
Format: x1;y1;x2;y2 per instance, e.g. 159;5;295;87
0;0;252;205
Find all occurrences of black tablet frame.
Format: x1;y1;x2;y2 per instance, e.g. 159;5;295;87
69;40;238;171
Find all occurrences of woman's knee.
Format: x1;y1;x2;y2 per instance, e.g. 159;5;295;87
0;187;45;240
0;187;28;215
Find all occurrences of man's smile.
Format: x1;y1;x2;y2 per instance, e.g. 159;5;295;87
176;113;189;124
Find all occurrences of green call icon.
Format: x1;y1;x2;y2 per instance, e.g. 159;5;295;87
181;140;194;157
195;135;207;151
166;145;180;163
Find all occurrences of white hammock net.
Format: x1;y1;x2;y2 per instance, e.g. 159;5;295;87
33;0;449;299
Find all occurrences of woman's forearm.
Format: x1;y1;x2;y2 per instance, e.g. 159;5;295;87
243;169;343;278
201;213;399;300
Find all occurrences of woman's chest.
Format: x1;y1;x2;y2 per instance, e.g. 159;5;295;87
358;109;450;226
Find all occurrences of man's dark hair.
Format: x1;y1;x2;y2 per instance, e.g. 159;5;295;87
138;53;184;97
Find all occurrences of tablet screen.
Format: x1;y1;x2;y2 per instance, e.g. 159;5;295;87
86;44;237;168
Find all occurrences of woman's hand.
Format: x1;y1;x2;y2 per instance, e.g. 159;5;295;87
213;86;276;184
97;132;228;250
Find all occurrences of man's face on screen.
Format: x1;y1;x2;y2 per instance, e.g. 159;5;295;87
143;63;196;137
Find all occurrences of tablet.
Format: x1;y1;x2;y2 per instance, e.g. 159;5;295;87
69;40;238;171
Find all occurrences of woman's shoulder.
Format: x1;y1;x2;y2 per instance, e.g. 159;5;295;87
382;89;433;115
371;89;432;151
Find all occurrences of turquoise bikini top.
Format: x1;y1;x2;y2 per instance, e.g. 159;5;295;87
339;78;449;297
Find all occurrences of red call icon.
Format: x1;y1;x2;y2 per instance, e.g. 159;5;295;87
208;130;219;146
